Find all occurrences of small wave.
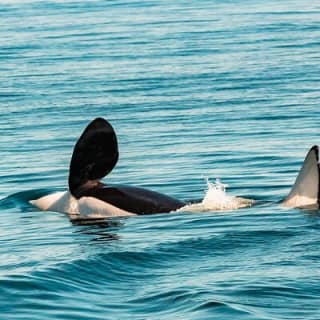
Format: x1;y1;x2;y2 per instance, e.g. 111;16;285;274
179;179;255;212
0;189;53;211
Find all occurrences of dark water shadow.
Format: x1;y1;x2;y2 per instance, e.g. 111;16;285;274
71;217;125;242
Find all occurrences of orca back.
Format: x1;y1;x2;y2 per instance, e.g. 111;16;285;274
81;184;185;214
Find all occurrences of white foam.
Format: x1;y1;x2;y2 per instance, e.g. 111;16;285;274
178;178;254;212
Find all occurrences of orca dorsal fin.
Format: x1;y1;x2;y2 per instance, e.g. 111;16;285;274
68;118;118;198
282;145;320;208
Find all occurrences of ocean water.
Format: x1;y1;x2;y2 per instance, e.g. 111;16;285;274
1;0;320;319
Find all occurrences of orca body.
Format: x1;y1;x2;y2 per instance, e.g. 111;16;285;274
31;117;320;217
77;184;185;214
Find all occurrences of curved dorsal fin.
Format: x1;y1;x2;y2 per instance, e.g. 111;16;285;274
282;145;320;208
68;118;118;198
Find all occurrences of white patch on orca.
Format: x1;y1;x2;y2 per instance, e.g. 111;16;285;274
30;191;135;218
178;178;254;212
282;146;319;208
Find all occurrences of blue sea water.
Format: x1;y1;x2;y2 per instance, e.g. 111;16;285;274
1;0;320;319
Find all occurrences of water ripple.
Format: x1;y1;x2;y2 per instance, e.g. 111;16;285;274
1;0;320;319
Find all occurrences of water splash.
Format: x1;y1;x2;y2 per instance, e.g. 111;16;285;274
179;178;255;212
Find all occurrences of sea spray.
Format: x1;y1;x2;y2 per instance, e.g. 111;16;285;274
178;178;254;212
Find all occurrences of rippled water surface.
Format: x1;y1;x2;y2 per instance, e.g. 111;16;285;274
1;0;320;319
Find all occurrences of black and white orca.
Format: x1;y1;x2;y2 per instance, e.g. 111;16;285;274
32;118;186;217
31;118;320;218
69;117;186;214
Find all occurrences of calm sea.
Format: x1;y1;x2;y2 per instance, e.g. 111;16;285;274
1;0;320;319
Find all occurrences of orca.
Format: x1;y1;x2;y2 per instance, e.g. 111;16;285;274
31;118;320;218
32;118;186;217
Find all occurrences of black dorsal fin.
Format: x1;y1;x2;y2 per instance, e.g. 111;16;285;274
68;118;118;198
